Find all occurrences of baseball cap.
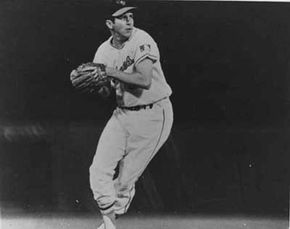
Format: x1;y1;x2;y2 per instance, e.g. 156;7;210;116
108;0;137;18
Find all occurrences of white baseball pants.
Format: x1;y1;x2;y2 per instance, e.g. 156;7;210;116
89;98;173;215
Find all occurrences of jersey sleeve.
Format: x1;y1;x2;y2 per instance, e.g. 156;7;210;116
93;43;106;64
134;32;159;65
93;49;103;63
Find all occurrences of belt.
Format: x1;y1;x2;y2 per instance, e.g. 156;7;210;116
118;103;154;111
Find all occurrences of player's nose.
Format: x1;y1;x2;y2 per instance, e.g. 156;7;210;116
126;20;133;26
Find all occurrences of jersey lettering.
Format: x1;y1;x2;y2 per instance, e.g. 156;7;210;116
120;56;134;71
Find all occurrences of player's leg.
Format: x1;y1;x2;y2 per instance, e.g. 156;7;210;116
96;212;116;229
114;99;173;215
89;111;127;225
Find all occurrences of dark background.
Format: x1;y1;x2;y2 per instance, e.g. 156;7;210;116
0;0;289;217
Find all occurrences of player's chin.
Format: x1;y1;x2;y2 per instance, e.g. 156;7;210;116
122;30;132;39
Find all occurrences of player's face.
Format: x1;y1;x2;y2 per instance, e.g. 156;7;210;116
112;12;134;40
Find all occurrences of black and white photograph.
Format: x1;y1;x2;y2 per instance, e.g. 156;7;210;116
0;0;289;228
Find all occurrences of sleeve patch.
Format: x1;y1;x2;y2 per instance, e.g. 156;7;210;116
139;44;151;53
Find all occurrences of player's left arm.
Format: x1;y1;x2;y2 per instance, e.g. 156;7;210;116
105;58;153;90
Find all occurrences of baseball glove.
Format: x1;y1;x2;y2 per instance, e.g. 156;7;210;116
70;62;110;96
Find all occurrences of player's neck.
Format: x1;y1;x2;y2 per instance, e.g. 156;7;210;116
112;39;124;49
111;34;127;49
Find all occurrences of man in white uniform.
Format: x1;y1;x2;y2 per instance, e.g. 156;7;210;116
89;1;173;228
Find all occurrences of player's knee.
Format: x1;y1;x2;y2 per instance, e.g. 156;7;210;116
90;164;115;185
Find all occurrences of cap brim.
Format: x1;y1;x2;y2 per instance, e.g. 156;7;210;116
112;6;136;17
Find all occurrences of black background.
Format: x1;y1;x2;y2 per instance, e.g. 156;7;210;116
0;0;289;216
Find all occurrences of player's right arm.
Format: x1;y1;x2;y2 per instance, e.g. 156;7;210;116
105;58;153;90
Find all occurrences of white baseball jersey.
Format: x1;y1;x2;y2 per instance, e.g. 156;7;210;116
93;27;172;107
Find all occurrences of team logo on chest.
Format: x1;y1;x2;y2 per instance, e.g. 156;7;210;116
120;56;134;71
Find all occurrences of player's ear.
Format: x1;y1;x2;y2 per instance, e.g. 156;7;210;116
106;19;114;30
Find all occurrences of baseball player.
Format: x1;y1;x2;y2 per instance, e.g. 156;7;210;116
89;1;173;228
